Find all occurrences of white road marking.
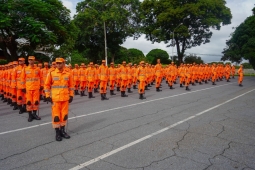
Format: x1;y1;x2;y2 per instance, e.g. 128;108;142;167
0;83;234;135
69;89;255;170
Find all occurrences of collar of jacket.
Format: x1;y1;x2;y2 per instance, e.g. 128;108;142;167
55;68;67;74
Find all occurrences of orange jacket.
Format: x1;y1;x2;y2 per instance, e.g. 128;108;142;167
98;65;109;81
119;65;128;80
136;66;147;81
10;67;17;88
14;65;26;90
44;68;74;101
21;65;42;90
85;67;96;82
78;68;87;81
238;67;243;76
109;67;117;80
154;64;162;77
72;68;79;82
41;67;50;85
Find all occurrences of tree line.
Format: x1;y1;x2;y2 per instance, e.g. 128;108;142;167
0;0;236;65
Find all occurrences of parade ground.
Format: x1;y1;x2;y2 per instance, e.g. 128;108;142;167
0;77;255;170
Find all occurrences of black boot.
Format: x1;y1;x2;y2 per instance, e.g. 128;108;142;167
128;88;133;93
104;94;109;100
180;84;183;88
18;105;24;114
7;98;11;105
192;83;196;86
170;86;175;89
10;101;14;106
199;82;203;85
89;92;95;98
205;80;208;84
22;104;27;112
133;85;137;89
227;79;230;82
117;87;120;91
151;82;154;85
121;91;128;97
101;94;105;100
110;90;116;95
60;126;70;139
3;98;7;103
239;84;243;87
13;102;18;110
212;82;216;85
186;86;190;91
55;128;62;141
145;86;150;90
28;111;33;122
43;96;47;102
32;110;41;120
148;84;151;87
139;94;146;100
156;87;162;92
80;91;83;97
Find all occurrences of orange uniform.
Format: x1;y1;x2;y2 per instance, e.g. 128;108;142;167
108;64;117;95
154;63;163;90
85;63;96;98
44;67;74;128
119;63;129;97
78;64;87;96
98;62;109;94
237;66;243;86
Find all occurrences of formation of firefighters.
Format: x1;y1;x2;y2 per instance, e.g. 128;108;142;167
0;56;244;141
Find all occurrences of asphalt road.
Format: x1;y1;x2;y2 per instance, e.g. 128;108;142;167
0;77;255;170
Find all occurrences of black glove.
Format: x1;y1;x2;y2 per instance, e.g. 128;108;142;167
40;86;43;91
69;96;73;103
22;89;26;93
46;97;52;104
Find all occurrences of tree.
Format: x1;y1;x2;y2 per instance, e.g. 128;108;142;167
127;48;146;64
0;0;75;61
146;49;170;64
70;50;88;66
184;54;204;64
141;0;232;64
222;7;255;70
74;0;141;63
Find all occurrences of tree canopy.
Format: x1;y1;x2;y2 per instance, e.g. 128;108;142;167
73;0;141;64
184;54;204;64
141;0;232;64
0;0;76;61
146;49;170;64
222;7;255;70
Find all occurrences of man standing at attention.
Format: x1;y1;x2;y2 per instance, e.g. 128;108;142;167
44;58;74;141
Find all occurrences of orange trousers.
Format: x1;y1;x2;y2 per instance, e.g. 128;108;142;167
116;78;121;88
74;81;80;90
109;80;115;90
138;81;145;94
121;79;128;91
87;81;94;92
238;75;243;84
80;81;87;91
26;90;40;111
100;81;107;93
155;76;162;88
17;89;26;105
11;88;17;102
127;79;132;88
52;100;69;128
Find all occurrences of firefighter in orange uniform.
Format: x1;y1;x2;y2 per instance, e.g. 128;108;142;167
20;56;42;122
119;61;129;97
10;61;19;110
154;59;162;92
0;65;3;100
78;63;87;96
116;64;121;91
109;62;117;95
136;61;147;99
127;63;133;93
237;64;243;86
85;62;96;98
44;58;74;141
132;64;138;89
41;62;50;102
72;64;80;95
98;60;109;100
15;58;27;114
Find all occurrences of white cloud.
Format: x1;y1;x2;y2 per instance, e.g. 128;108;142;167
61;0;76;18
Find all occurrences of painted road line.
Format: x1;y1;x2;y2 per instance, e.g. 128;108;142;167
69;89;255;170
0;83;234;135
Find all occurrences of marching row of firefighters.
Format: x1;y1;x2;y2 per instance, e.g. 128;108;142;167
0;56;244;141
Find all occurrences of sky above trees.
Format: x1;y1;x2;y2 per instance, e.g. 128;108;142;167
61;0;254;63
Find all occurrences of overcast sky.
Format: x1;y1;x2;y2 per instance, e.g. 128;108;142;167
61;0;254;63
